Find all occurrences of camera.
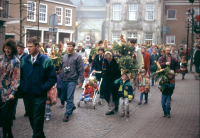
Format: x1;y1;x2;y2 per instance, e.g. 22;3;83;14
64;67;71;73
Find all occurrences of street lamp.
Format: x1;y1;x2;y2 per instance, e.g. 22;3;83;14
156;26;160;45
75;21;78;45
185;8;192;63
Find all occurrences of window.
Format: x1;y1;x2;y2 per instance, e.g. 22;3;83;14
113;4;121;20
27;1;36;22
129;4;137;20
167;10;176;19
194;8;200;25
145;33;153;44
127;32;137;42
166;36;175;44
65;8;72;26
56;7;63;25
39;4;47;23
112;32;121;43
146;4;154;20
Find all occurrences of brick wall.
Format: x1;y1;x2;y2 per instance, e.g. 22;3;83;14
163;4;199;49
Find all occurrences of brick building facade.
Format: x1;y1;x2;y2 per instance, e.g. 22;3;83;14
5;0;76;46
0;0;10;54
162;0;200;49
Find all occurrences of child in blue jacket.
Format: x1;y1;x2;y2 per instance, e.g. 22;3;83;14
114;73;133;117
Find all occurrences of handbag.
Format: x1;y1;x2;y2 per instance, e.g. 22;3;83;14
46;86;57;106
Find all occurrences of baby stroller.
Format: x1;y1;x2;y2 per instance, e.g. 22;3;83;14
77;71;102;109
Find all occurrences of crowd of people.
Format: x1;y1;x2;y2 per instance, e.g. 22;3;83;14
0;37;200;138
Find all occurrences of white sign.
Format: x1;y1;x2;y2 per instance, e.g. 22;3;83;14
86;36;90;41
47;48;52;56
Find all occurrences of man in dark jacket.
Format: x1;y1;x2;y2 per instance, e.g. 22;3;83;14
21;37;57;138
60;41;84;122
158;47;179;76
150;48;160;86
13;42;28;119
194;45;200;76
101;51;121;115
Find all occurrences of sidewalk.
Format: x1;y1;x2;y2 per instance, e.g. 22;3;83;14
0;73;199;138
104;73;199;138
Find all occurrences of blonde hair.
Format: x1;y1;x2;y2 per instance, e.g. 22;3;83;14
168;70;175;76
140;69;147;75
104;51;112;59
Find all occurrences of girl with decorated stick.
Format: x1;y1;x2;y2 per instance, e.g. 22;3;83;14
137;69;150;105
180;56;188;80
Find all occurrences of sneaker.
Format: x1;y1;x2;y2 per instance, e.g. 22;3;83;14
144;101;148;104
163;111;167;117
120;113;125;117
63;115;69;122
60;104;64;108
138;102;142;105
126;112;129;117
46;116;50;121
106;111;114;115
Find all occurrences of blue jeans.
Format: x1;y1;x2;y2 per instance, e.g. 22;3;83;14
61;81;76;116
161;94;171;112
140;92;148;101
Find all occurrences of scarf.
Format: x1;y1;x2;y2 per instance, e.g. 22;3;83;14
139;76;146;86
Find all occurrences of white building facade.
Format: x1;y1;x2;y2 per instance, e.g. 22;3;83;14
105;0;162;45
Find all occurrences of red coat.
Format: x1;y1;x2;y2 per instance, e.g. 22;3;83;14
184;48;190;56
142;52;150;71
84;83;98;98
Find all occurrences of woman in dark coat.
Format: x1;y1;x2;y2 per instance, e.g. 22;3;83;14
150;48;160;85
0;38;20;138
101;51;121;115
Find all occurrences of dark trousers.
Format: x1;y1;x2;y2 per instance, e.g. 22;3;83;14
26;96;46;138
140;92;148;101
57;88;64;105
195;65;200;74
13;96;28;116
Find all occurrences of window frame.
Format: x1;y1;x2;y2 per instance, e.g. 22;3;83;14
65;8;72;26
145;3;154;21
167;9;176;20
55;6;63;25
27;1;36;22
193;7;200;26
166;36;175;44
112;32;121;44
39;3;47;23
127;32;137;39
113;4;121;21
145;33;153;44
129;4;138;21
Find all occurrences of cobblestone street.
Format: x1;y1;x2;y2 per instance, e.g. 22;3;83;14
0;73;199;138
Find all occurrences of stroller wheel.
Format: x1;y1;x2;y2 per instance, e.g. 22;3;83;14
77;101;80;107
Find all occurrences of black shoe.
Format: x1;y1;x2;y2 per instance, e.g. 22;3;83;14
7;134;14;138
106;111;114;115
24;113;28;117
167;112;171;118
144;101;148;104
63;115;69;122
13;116;16;120
114;107;118;112
163;111;167;117
152;84;154;86
71;106;76;114
138;102;142;105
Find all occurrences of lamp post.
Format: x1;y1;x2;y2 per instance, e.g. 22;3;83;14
190;8;194;72
185;8;192;63
75;21;78;45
